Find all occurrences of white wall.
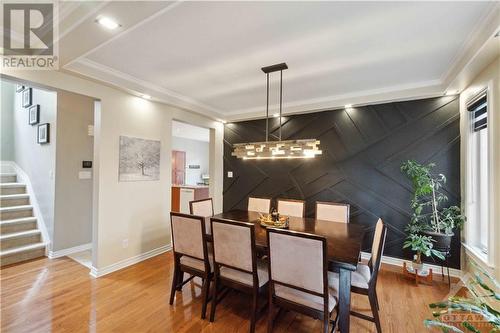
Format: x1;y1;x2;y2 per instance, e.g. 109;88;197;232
460;57;499;280
1;70;224;273
172;136;209;185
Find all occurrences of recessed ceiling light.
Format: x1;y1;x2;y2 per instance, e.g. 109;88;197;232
96;16;120;30
345;104;353;108
141;94;151;99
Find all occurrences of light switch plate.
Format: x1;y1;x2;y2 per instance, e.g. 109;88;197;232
88;125;94;136
227;171;233;178
78;171;92;179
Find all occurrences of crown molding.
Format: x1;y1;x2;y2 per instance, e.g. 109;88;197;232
65;58;225;120
441;2;500;88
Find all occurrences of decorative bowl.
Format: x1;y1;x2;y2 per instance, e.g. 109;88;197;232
259;214;289;229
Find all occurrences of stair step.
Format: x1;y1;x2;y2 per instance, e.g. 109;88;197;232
0;205;33;220
0;183;26;195
0;194;30;207
0;242;46;266
0;229;41;250
0;217;37;233
0;173;17;183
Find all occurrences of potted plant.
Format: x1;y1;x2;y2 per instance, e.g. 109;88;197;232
424;262;500;332
401;160;465;251
403;233;445;271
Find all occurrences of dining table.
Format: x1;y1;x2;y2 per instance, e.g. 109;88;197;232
211;209;367;333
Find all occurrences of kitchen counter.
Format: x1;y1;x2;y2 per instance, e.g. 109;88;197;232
171;185;210;213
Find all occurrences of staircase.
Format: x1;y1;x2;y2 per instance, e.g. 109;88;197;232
0;172;46;266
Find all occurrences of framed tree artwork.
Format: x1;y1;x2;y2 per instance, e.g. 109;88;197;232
37;123;50;144
22;87;32;108
28;105;40;125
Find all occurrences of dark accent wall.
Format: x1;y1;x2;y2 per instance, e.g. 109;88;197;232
223;96;461;268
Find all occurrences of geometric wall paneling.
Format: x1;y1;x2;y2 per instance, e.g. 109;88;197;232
224;95;461;268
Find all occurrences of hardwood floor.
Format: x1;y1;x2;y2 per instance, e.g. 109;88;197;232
1;252;454;333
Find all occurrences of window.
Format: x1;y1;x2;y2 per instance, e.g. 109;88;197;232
467;91;489;254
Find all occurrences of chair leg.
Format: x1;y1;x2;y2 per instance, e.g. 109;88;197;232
176;272;185;291
209;275;219;322
368;291;382;333
323;312;329;333
169;265;179;305
250;290;258;333
267;297;274;333
201;277;210;319
374;289;380;311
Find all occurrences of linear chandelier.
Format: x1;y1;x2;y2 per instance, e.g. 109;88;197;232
232;63;322;160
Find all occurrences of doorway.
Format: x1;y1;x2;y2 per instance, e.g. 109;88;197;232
170;120;210;214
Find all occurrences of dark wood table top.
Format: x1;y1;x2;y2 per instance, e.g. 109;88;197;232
212;210;366;271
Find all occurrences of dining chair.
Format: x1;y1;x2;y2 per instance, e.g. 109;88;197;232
277;198;305;218
169;212;212;319
190;198;214;234
266;228;338;333
210;218;269;333
329;218;387;333
315;201;350;223
248;196;271;214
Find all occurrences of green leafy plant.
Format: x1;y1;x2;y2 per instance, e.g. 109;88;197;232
403;233;445;263
424;262;500;332
401;160;465;235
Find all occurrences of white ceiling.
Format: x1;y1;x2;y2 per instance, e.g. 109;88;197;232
59;1;499;120
172;120;210;142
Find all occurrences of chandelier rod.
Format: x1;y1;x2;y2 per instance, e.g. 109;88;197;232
266;72;269;142
279;69;283;141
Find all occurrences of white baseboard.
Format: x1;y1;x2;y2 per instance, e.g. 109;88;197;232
90;244;172;278
361;251;463;278
48;243;92;259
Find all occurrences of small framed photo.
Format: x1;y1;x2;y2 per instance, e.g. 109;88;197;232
37;123;50;144
22;87;32;108
16;84;25;92
28;105;40;125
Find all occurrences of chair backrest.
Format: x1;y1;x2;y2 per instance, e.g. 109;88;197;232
315;202;350;223
190;198;214;217
211;218;256;274
368;219;387;285
248;197;271;214
170;212;209;266
267;228;328;306
277;199;305;218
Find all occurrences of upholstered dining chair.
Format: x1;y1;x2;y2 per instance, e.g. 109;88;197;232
329;218;387;333
277;198;305;218
169;212;212;319
190;198;214;234
248;197;271;214
210;218;269;333
315;201;350;223
266;228;338;333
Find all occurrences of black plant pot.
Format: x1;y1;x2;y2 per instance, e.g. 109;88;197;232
423;230;453;252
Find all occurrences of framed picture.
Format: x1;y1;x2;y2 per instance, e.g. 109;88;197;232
37;123;50;144
16;84;25;92
28;105;40;125
22;88;32;108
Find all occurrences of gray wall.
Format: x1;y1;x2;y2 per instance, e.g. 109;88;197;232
1;82;15;160
12;82;57;239
53;91;94;251
172;136;209;185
